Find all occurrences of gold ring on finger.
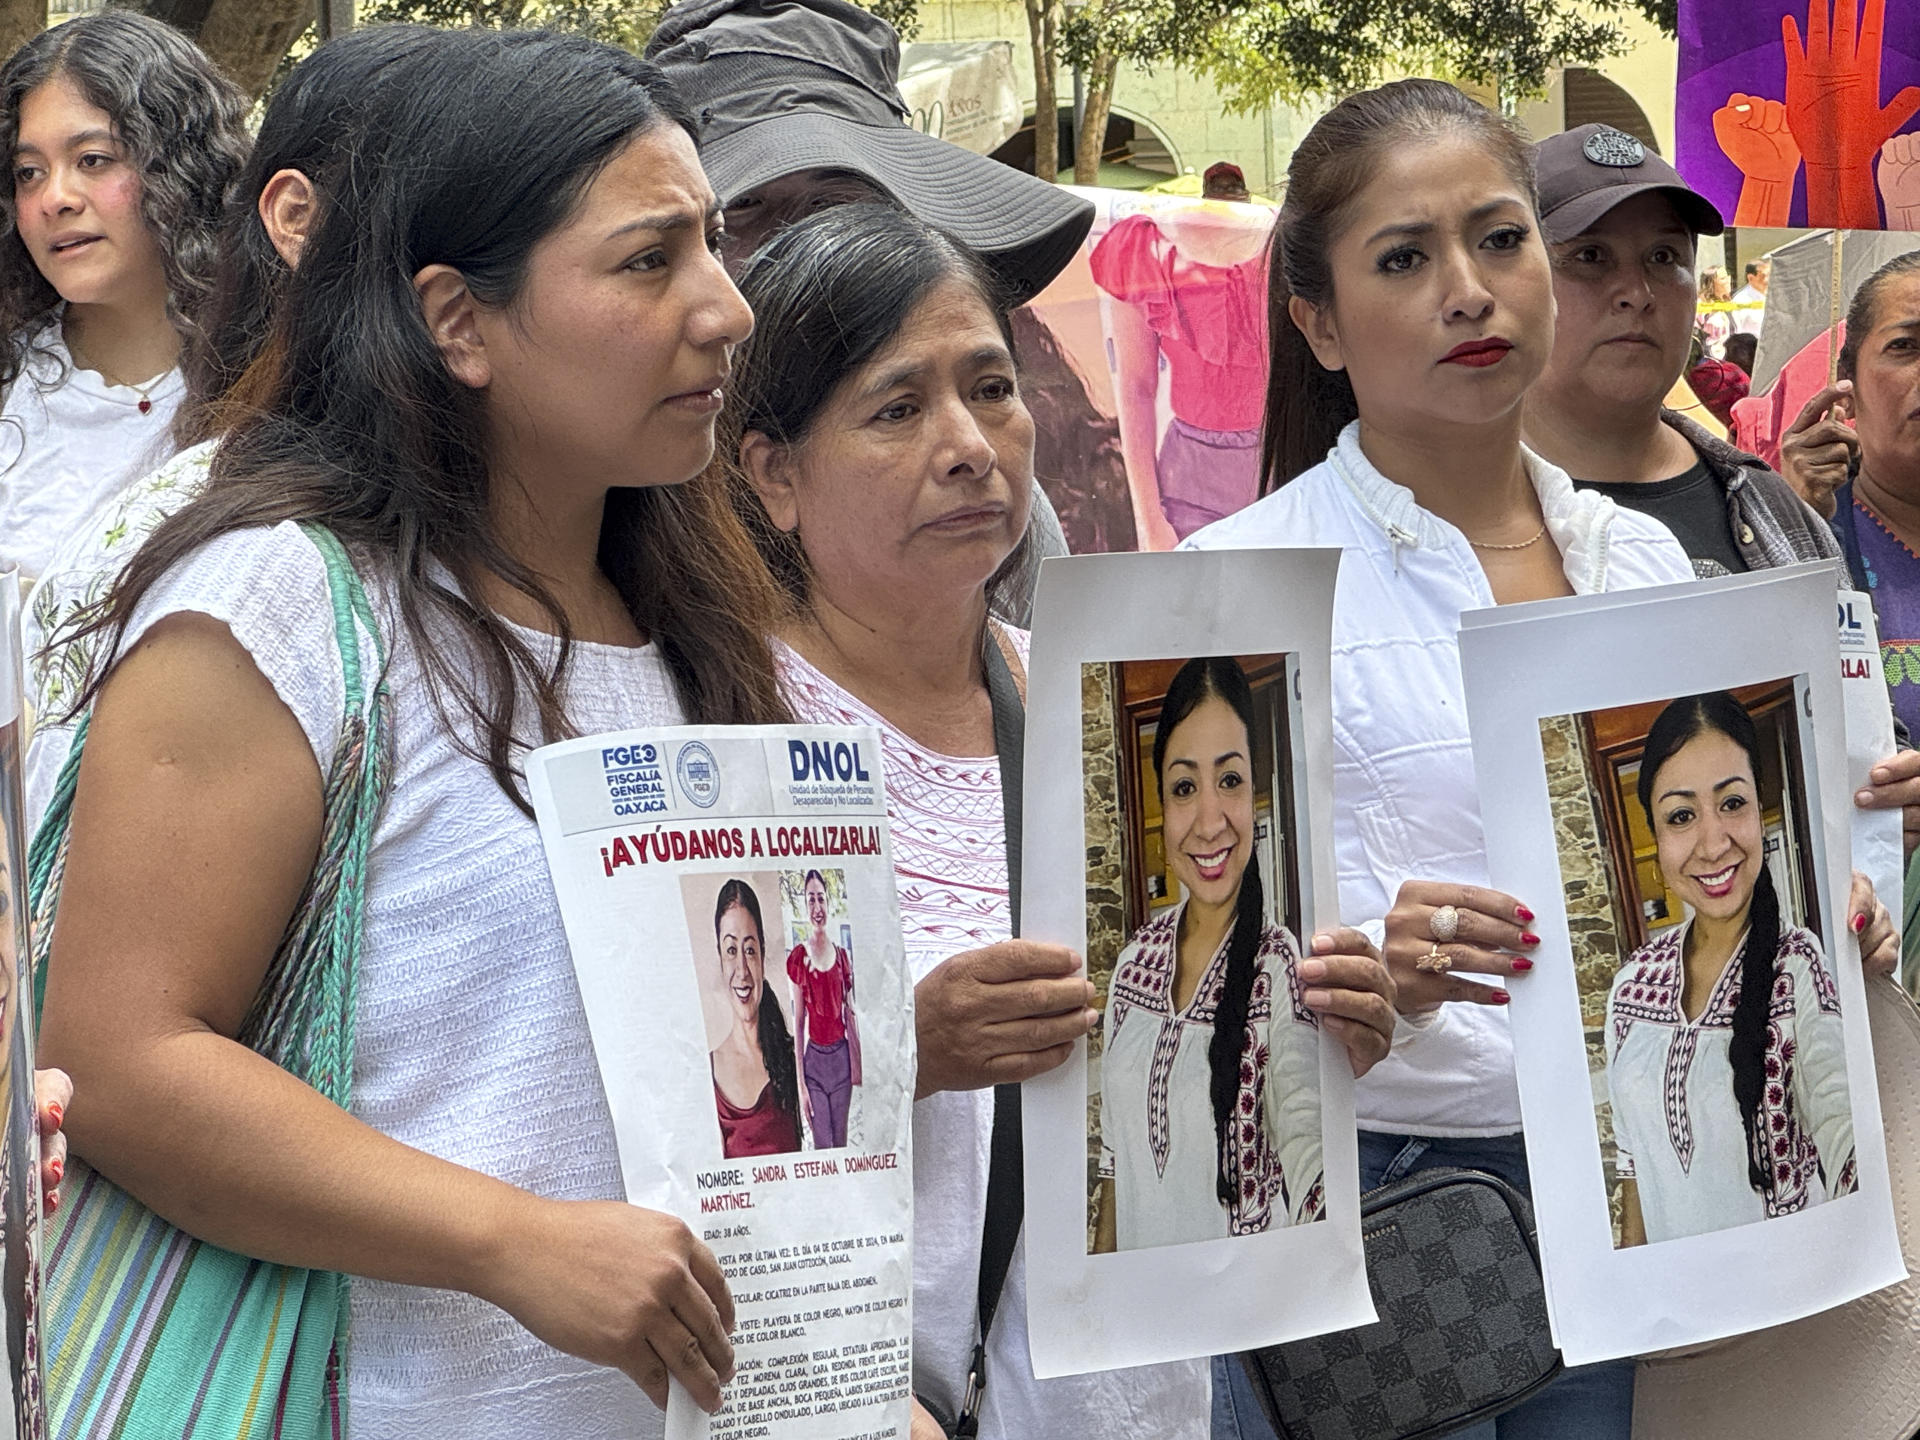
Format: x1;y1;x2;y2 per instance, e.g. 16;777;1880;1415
1428;904;1461;943
1415;944;1452;974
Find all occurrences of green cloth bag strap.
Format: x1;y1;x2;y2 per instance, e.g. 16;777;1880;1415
28;522;391;1440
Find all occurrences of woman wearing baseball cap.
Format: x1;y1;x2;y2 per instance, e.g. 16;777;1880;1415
1521;124;1920;857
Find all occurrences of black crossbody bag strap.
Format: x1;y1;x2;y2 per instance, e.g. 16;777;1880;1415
952;633;1027;1438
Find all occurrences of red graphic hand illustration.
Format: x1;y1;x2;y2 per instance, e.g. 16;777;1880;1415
1714;92;1801;226
1883;132;1920;228
1784;0;1920;228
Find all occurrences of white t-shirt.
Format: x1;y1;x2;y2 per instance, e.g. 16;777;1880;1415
777;636;1208;1440
80;523;682;1437
1605;919;1856;1246
1731;283;1766;338
0;322;183;585
1100;902;1323;1251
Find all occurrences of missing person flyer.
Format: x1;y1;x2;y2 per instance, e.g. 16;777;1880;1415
529;727;914;1440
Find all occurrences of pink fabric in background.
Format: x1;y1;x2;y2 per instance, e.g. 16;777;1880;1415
1731;321;1850;468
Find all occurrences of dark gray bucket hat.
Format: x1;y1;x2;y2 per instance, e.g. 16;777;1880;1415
647;0;1093;304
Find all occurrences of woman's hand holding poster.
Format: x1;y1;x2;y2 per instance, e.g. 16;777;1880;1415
1459;564;1905;1364
1018;549;1375;1377
528;728;912;1440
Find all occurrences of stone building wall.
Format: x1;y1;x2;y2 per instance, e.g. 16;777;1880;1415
1538;712;1630;1241
1082;661;1127;1244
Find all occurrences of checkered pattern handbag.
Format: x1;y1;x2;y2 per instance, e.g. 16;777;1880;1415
1238;1167;1562;1440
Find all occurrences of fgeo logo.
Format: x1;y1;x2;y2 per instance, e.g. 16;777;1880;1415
676;741;721;808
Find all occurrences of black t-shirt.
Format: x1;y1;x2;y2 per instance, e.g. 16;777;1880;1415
1573;460;1748;578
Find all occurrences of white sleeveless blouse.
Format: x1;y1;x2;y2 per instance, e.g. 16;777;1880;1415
113;523;682;1438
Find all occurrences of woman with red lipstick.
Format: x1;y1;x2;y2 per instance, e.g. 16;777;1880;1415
1607;693;1855;1247
0;12;247;585
1188;81;1894;1440
1094;655;1331;1253
711;879;803;1160
786;867;860;1149
1183;80;1698;1440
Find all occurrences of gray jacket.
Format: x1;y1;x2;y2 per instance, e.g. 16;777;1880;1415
1663;410;1841;570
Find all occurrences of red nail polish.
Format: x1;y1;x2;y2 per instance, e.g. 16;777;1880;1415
1520;932;1541;947
1515;905;1535;924
45;1190;58;1214
1853;913;1868;934
45;1103;61;1131
1511;957;1534;973
47;1159;61;1184
1490;990;1512;1005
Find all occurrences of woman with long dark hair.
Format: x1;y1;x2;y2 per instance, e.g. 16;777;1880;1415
1095;656;1324;1252
1608;693;1855;1246
710;879;801;1159
786;868;860;1148
0;10;247;584
34;28;783;1434
725;202;1395;1438
1184;79;1893;1440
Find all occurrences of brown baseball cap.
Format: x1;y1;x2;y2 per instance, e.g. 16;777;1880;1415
1533;123;1725;244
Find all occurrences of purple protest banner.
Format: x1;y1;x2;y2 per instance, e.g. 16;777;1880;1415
1677;0;1920;230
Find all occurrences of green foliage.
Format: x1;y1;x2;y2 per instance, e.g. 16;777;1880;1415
1052;0;1677;118
354;0;667;50
353;0;919;48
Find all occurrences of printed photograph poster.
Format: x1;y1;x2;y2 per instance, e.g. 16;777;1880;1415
528;727;913;1440
1020;549;1373;1379
1459;565;1905;1365
1019;187;1275;556
0;572;42;1439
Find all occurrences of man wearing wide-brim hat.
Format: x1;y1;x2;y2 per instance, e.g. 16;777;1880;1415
649;0;1096;626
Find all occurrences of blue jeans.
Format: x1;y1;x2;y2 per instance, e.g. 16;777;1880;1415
1210;1132;1635;1440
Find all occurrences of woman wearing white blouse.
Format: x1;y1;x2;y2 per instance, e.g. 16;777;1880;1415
1607;692;1855;1247
0;12;248;584
1095;656;1325;1252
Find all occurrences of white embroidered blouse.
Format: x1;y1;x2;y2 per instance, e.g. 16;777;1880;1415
1100;901;1324;1251
1604;919;1856;1246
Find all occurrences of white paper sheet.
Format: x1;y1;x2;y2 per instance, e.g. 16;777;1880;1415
1020;549;1374;1378
1460;565;1905;1365
1839;590;1904;931
529;728;914;1440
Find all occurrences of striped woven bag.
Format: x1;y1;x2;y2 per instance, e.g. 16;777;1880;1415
25;524;390;1440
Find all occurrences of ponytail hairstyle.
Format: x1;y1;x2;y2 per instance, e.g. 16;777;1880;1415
1151;654;1265;1210
1262;78;1537;491
1838;250;1920;385
716;878;799;1127
1636;691;1781;1198
0;9;250;388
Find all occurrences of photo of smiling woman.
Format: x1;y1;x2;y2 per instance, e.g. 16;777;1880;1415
1094;655;1323;1253
785;868;861;1151
1605;690;1856;1248
704;877;803;1161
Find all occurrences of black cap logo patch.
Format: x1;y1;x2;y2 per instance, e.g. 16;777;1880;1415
1583;129;1646;168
